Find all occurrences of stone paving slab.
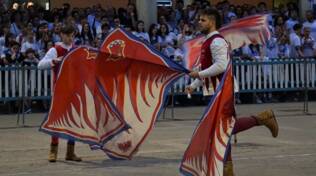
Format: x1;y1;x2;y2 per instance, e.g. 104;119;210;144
0;102;315;176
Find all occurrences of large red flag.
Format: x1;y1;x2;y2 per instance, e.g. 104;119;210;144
97;28;187;159
183;14;271;70
180;62;236;176
40;28;188;159
40;47;129;146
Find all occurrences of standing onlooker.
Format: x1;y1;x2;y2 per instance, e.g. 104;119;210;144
274;15;287;38
289;23;304;101
36;23;51;58
148;23;161;50
301;26;316;57
285;10;299;34
265;35;278;59
1;33;16;56
277;34;290;58
126;3;138;28
158;23;175;49
1;41;23;65
79;23;94;46
21;31;39;55
113;16;122;29
22;48;39;66
52;22;62;43
303;10;316;41
158;23;177;58
0;24;10;55
99;23;110;41
301;26;316;86
177;23;194;47
133;20;150;42
10;12;22;37
289;23;303;58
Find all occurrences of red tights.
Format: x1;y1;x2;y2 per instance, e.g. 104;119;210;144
51;136;75;145
226;116;259;162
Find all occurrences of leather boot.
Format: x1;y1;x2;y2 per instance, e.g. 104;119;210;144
224;161;234;176
256;109;279;137
48;144;58;162
65;143;82;161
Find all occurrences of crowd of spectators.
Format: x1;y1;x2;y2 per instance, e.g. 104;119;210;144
1;0;316;67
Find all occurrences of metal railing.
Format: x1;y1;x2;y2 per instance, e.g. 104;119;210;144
1;57;315;121
0;65;52;102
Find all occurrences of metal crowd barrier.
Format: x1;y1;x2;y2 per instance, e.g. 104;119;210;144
0;65;52;102
171;57;316;94
1;57;315;120
169;57;316;118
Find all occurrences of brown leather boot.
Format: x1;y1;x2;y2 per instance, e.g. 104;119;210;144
65;143;82;162
256;109;279;137
224;161;234;176
48;144;58;162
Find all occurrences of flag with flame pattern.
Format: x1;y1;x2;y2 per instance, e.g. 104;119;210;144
40;28;188;159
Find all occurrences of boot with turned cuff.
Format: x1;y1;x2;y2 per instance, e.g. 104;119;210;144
65;143;82;162
48;144;58;162
256;109;279;137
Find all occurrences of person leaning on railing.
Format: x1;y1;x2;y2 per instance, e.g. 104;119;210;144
21;48;39;66
0;40;23;65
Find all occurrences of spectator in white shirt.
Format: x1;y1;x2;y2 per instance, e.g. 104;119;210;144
177;23;194;47
0;25;10;55
158;15;173;33
52;22;62;43
10;13;22;37
266;36;278;59
301;27;316;57
285;10;299;34
147;24;161;50
289;23;303;58
277;34;290;58
303;10;316;41
21;31;39;55
132;20;150;42
91;12;102;38
242;44;263;60
158;23;175;50
1;33;16;56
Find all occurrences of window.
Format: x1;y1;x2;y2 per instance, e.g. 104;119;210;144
8;0;50;10
157;0;172;7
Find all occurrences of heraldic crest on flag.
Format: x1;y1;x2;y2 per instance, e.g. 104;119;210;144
40;28;188;160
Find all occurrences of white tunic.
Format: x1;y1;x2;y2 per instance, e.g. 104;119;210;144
190;31;229;95
38;43;72;69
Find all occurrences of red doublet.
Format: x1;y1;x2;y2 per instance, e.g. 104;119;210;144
52;45;69;84
200;34;225;93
